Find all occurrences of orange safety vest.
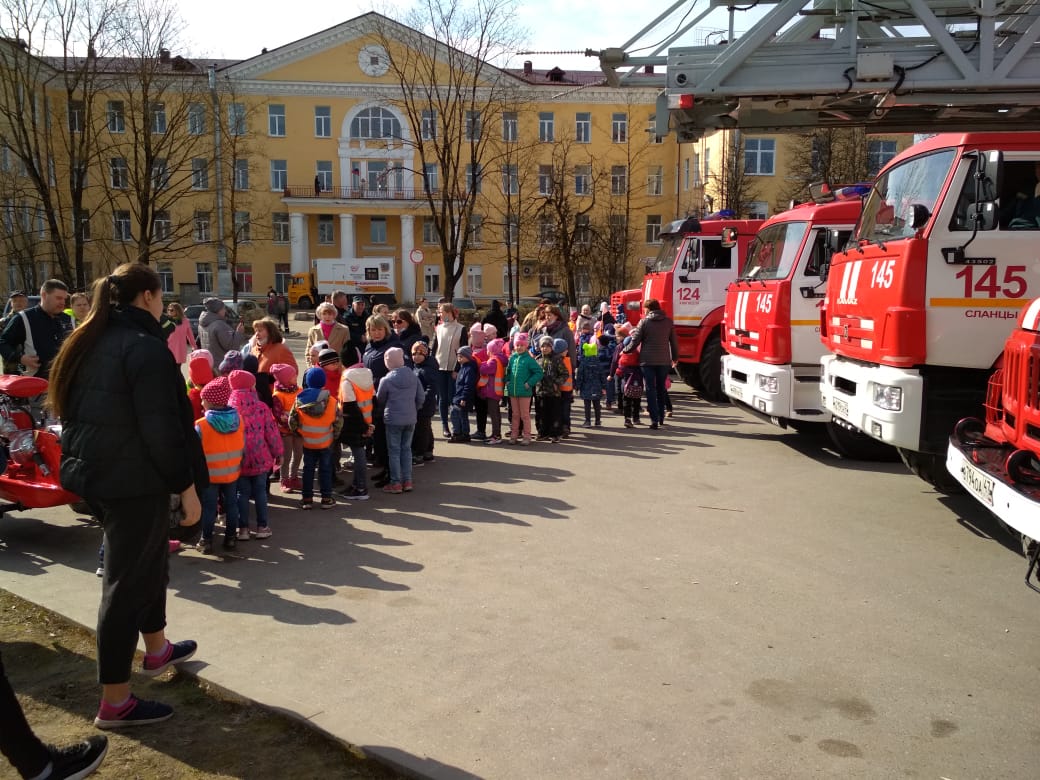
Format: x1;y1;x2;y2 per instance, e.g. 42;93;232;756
196;418;244;484
492;356;506;397
272;386;301;434
560;355;573;393
296;399;338;449
343;379;375;426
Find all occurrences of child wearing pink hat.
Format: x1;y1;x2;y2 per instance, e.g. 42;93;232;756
270;363;303;493
229;370;283;539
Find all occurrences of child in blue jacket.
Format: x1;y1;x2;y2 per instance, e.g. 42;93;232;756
449;346;478;442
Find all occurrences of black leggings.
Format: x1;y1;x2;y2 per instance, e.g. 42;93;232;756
0;650;49;778
95;494;170;684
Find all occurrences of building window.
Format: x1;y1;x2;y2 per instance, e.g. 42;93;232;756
191;158;209;190
318;215;334;244
272;212;289;243
370;217;387;243
234;211;251;243
315;105;331;137
234;158;249;191
421;110;436;141
193;210;211;243
466;163;482;195
75;208;91;241
502;111;517;142
611;165;627;195
703;148;711;182
538;112;554;142
270;160;287;191
157;263;173;294
868;140;898;176
351;107;400;139
268;104;285;136
467;264;483;294
68;100;84;133
575;112;590;143
229;103;246;136
575;215;591;245
188;103;205;135
196;262;213;294
423;218;438;244
646;215;662;243
683;159;690;191
274;263;291;293
647;165;663;196
151;102;166;134
538;271;557;289
744;138;776;175
464;111;481;141
538;218;554;246
612;113;628;142
502;165;518;195
575;165;590;196
153;210;171;241
107;101;124;133
648;115;662;143
693;153;701;186
538;165;553;196
423;163;438;193
609;214;627;249
316;161;333;192
235;262;253;293
110;158;128;189
747;201;769;219
113;210;131;241
469;214;483;244
506;214;519;246
152;158;169;191
424;265;440;295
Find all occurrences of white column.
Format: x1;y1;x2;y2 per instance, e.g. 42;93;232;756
400;214;416;304
339;213;355;260
290;212;309;274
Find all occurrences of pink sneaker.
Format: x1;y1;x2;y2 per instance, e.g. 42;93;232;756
403;480;414;492
168;540;182;553
382;482;403;494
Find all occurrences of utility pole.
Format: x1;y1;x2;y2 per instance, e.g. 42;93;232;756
210;64;231;297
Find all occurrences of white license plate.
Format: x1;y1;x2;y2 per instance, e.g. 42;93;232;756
832;397;849;418
958;457;994;506
728;384;744;400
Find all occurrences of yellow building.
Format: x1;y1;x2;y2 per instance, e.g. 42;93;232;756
0;11;912;307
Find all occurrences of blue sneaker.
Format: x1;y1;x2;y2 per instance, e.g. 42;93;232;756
94;695;173;729
140;639;197;677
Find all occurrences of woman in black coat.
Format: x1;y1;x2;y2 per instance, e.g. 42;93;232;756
49;263;203;729
391;308;423;362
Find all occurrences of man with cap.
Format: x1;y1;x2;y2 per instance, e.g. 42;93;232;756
0;291;29;374
197;297;245;368
0;280;72;379
342;295;369;360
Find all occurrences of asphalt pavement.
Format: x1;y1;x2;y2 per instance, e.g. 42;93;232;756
1;340;1038;779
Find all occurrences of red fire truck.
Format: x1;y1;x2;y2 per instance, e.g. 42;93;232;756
609;289;643;327
640;213;761;401
721;185;894;459
820;133;1040;492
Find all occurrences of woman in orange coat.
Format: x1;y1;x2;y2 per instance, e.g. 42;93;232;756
251;318;298;374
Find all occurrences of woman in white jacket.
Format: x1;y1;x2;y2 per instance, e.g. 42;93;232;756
431;302;463;438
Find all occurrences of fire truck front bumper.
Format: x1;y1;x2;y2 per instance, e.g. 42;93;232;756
820;355;923;450
723;355;825;423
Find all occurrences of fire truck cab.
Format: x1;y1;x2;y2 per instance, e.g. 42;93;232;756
643;213;761;401
820;133;1040;490
722;186;894;458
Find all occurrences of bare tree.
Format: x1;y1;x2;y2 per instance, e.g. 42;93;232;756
705;129;760;217
372;1;526;301
776;128;875;209
0;0;122;288
534;137;602;303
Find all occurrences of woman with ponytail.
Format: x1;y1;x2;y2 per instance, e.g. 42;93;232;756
49;263;205;730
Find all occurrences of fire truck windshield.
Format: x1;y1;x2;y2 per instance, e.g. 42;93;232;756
855;149;955;244
739;221;809;281
652;234;687;273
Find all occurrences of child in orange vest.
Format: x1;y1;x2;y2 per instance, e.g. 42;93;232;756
270;363;303;493
478;338;507;444
289;367;342;510
338;352;375;500
195;376;244;554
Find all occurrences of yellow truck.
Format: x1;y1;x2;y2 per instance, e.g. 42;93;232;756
287;259;397;309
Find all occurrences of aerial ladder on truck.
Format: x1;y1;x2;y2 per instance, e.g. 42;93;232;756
592;1;1040;141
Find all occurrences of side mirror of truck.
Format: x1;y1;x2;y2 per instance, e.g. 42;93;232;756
678;244;700;281
720;227;737;249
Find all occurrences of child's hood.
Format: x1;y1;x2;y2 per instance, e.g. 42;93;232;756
297;389;331;415
342;365;374;392
202;406;240;433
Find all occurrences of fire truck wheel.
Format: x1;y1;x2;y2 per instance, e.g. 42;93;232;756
826;421;900;461
677;363;703;392
1004;448;1040;485
297;296;313;310
696;335;729;403
69;500;95;517
897;449;965;495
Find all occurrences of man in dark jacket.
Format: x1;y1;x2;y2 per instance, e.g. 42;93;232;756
342;295;369;359
482;300;510;340
0;280;72;379
624;298;678;429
